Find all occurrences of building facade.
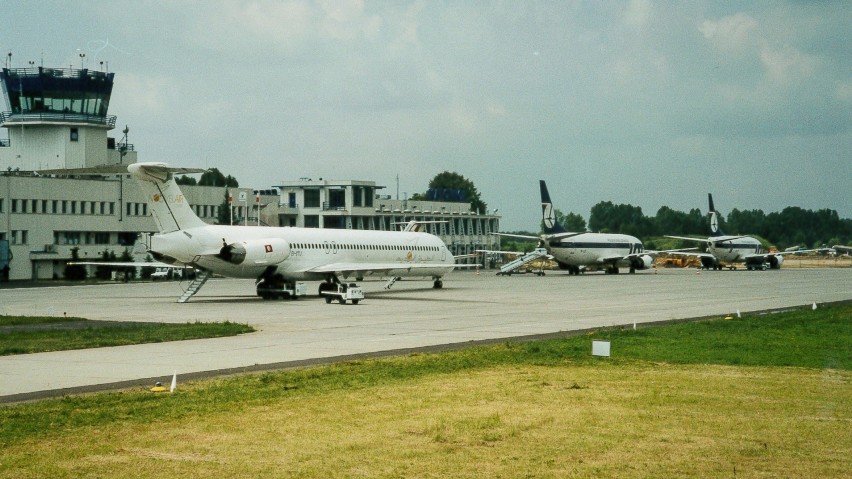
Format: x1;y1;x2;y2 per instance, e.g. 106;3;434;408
0;67;258;281
271;179;500;258
0;66;499;281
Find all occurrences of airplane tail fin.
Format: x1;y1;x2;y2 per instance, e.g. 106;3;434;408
128;163;208;233
708;193;725;237
540;180;567;234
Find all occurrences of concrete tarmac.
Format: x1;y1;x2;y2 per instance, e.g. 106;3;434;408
1;267;850;402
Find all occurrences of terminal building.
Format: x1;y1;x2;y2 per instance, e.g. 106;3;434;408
0;65;498;281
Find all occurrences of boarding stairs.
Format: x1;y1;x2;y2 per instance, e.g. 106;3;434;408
497;248;549;275
177;270;212;303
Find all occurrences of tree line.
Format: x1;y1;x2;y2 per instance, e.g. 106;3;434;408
545;202;852;250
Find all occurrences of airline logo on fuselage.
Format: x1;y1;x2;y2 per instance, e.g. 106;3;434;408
152;193;185;204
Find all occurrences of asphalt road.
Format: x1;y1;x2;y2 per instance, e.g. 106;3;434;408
1;267;849;402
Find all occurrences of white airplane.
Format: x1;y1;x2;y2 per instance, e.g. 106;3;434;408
74;162;467;302
493;181;654;275
665;194;800;271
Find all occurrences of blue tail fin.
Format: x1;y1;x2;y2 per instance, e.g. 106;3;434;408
540;180;566;234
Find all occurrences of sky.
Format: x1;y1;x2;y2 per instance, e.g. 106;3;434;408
2;0;850;231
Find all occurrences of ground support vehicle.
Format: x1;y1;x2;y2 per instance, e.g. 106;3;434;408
321;283;364;305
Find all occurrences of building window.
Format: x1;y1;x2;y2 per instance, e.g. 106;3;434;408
329;189;346;209
70;128;79;142
94;232;110;244
11;199;17;213
304;189;320;208
304;215;319;228
63;232;80;245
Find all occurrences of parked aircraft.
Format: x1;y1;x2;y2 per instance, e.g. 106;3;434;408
665;194;803;270
67;163;468;302
493;181;655;275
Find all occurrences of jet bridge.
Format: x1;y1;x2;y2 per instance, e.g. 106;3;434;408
496;248;549;276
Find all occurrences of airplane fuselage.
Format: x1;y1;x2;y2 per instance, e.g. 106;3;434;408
546;232;648;271
150;224;456;281
707;235;764;263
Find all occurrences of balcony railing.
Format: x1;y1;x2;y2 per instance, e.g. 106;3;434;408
0;111;117;128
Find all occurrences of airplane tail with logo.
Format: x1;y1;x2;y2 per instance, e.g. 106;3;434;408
708;193;726;237
128;163;208;233
540;180;567;234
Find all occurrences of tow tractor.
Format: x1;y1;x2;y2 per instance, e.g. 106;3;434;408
321;283;364;305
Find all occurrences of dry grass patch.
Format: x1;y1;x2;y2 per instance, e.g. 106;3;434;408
2;363;848;478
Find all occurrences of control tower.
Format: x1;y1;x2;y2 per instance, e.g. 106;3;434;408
0;67;136;171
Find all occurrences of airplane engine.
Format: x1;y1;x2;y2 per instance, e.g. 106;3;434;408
219;238;290;266
767;254;784;269
632;255;653;270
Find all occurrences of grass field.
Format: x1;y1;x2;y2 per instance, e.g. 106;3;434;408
0;316;254;355
0;304;849;478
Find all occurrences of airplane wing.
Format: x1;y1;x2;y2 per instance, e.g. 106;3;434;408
475;249;524;256
832;245;851;255
644;247;700;255
666;234;753;243
490;232;540;241
302;262;455;276
545;232;586;241
744;249;822;262
68;261;195;269
660;251;716;261
492;231;586;242
664;235;710;244
40;164;207;176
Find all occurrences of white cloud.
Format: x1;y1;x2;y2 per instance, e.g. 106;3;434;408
699;12;758;52
759;42;816;86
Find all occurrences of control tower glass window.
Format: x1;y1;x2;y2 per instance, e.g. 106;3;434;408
1;68;113;117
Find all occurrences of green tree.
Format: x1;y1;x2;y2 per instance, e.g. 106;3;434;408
175;175;197;186
199;168;239;188
589;201;651;237
422;172;487;214
217;189;235;225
